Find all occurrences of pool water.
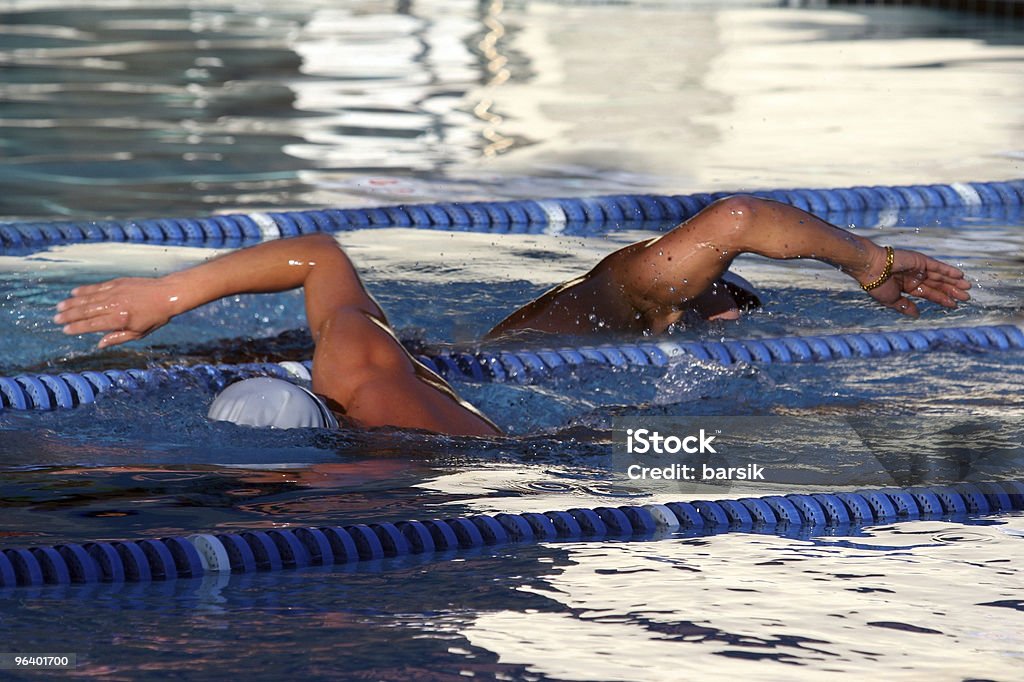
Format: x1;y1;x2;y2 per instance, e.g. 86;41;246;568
2;1;1024;680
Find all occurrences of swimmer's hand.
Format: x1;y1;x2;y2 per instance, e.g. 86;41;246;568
53;234;376;349
54;276;181;348
857;246;971;318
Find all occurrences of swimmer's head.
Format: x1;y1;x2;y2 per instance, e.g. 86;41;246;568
719;271;762;311
208;377;339;429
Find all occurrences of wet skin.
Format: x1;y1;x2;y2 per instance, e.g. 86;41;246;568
55;196;971;436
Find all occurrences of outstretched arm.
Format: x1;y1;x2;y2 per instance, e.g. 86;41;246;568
56;233;500;435
486;195;972;339
55;233;383;348
616;195;971;319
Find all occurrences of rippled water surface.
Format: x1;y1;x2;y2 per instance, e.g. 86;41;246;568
1;1;1023;680
3;0;1023;216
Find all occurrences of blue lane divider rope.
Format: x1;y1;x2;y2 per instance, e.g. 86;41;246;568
1;481;1021;587
1;179;1022;253
2;323;1021;411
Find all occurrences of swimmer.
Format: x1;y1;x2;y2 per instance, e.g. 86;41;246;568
54;196;971;436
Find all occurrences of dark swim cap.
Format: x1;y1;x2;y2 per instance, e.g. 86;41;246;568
719;271;762;310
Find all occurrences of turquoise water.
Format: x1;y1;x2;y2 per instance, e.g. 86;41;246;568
2;1;1024;680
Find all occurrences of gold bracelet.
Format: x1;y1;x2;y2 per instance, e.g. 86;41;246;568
861;245;895;291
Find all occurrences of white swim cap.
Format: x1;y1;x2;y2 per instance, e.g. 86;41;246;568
208;377;339;429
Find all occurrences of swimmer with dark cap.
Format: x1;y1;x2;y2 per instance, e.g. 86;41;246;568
55;196;971;436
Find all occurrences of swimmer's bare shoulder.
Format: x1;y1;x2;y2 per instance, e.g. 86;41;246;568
55;234;500;437
311;306;499;436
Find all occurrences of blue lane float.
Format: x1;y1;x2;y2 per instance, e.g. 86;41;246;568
1;481;1021;588
1;179;1022;253
2;323;1021;411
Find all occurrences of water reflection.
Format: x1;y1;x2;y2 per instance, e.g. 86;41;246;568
5;2;1022;219
0;1;498;217
464;520;1024;680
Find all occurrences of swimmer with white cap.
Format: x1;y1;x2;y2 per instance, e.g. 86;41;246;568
207;377;338;429
55;196;970;435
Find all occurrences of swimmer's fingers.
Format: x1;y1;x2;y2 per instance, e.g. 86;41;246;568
98;330;142;349
915;269;972;295
880;250;972;313
917;270;972;292
921;258;967;282
924;282;971;306
68;278;122;298
62;310;162;349
893;250;971;289
59;311;129;336
59;277;150;313
929;270;972;289
56;280;124;320
885;296;920;318
900;275;971;308
53;296;122;326
55;276;176;347
870;275;969;316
